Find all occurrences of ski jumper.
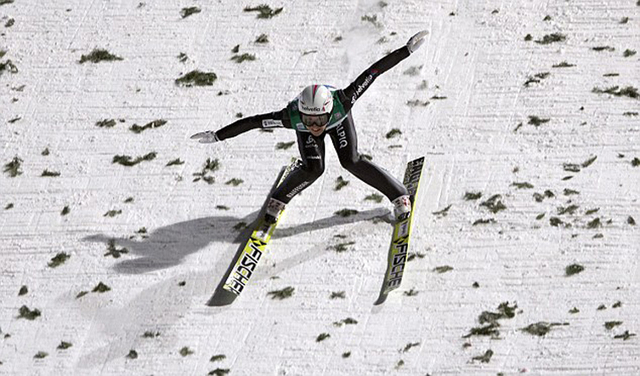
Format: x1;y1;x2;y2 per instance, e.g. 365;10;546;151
214;46;413;204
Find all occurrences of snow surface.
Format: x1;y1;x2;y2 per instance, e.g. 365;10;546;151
1;0;639;375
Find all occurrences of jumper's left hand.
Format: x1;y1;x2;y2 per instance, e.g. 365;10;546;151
406;30;429;53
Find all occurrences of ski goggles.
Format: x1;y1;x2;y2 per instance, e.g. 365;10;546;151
301;113;330;127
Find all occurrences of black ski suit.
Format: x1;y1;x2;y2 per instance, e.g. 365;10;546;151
214;46;413;204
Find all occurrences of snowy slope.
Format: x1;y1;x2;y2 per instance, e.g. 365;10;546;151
1;0;639;375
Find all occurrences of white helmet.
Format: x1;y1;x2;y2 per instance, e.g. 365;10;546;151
298;84;333;115
298;85;333;127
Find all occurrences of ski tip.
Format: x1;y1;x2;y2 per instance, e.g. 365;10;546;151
373;293;388;306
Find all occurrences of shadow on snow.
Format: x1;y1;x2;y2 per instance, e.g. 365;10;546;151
82;208;391;275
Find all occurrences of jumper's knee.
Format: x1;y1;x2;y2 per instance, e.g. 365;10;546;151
302;159;325;179
339;155;360;172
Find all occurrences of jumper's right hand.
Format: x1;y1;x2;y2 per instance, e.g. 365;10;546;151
190;130;219;143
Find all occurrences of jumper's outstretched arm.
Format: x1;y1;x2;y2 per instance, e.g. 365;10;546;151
340;30;429;111
191;110;288;143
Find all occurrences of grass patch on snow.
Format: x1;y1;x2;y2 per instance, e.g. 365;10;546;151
243;5;283;19
330;291;345;299
407;252;425;262
112;152;156;167
473;218;496;226
276;141;294;150
335;208;358;217
175;70;217;87
512;182;534;189
105;239;129;258
592;86;638;99
267;286;294;300
535;33;566;44
592;46;615;52
329;242;355;253
130;119;167;133
521;322;569;336
361;14;382;28
180;6;201;18
193;158;219;184
225;178;244;186
464;302;518;339
41;169;60;177
471;349;494;363
406;99;430;107
143;331;161;338
432;204;452;217
565;264;585;276
402;342;420;352
79;49;123;64
0;59;18;75
404;288;419;296
614;331;636;340
557;205;579;215
18;305;41;320
179;347;194;356
208;369;230;376
231;53;256;63
333;318;358;327
480;194;506;213
605;321;623;330
550;217;570;227
552;61;575;68
96;119;117;128
433;265;453;273
166;158;184;167
255;34;269;43
48;252;70;268
464;192;482;200
335;176;349;190
210;354;226;362
463;323;500;338
3;156;22;177
232;222;247;231
587;218;602;229
564;188;580;196
385;128;402;139
57;341;72;350
524;72;550;87
364;193;383;202
103;210;122;217
92;282;111;293
528;115;550;126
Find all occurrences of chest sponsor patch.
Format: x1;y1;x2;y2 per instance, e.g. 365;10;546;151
262;119;283;128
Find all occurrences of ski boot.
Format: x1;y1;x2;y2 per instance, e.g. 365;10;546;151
264;197;286;225
392;195;412;222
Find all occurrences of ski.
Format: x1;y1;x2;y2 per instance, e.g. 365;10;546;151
222;160;299;296
381;157;425;295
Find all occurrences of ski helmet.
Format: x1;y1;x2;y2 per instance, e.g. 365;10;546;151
298;85;333;127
